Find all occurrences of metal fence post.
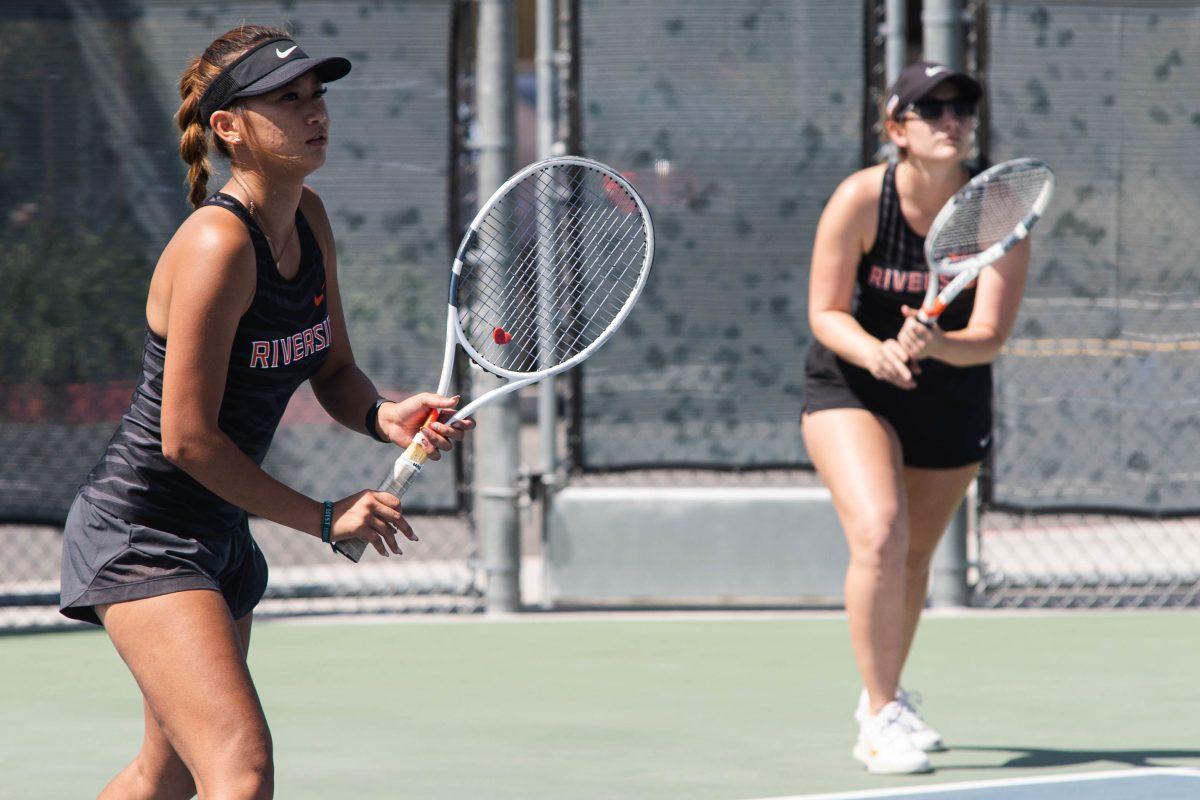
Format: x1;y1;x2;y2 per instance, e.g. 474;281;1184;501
535;0;559;483
884;0;907;85
924;0;971;608
532;0;561;610
475;0;521;613
923;0;962;69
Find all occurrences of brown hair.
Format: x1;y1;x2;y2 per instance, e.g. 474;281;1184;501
175;25;290;207
878;97;906;163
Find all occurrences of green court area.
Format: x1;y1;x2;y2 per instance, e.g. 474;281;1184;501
3;612;1198;799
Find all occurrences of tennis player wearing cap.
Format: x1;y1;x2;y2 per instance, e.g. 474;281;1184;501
58;25;472;797
801;62;1031;774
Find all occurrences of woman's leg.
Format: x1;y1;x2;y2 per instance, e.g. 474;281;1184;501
98;591;271;800
895;463;980;672
802;408;908;714
98;610;256;799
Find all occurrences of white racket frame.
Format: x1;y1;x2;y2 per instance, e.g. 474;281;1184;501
918;158;1055;325
335;156;654;561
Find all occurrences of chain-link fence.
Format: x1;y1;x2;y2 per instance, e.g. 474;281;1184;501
565;0;1200;609
570;0;866;469
7;1;1200;627
973;0;1200;607
0;0;483;630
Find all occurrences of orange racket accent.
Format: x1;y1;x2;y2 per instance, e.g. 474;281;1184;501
925;298;947;317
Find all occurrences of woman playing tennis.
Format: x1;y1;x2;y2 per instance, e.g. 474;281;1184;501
58;25;471;797
802;62;1031;774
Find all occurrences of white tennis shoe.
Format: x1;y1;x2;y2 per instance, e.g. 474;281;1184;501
856;688;945;752
852;701;932;774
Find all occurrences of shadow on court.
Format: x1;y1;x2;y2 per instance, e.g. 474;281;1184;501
939;745;1200;771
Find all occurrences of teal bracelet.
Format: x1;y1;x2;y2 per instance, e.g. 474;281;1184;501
320;500;334;544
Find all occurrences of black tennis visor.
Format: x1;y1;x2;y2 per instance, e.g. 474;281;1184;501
197;37;351;125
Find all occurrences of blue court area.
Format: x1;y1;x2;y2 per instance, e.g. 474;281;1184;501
766;769;1200;800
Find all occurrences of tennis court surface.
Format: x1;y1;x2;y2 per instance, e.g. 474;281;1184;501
4;611;1197;799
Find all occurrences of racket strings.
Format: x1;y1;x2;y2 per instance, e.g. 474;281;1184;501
474;190;640;326
538;201;644;348
929;167;1051;264
477;209;642;370
456;164;648;374
481;187;642;311
467;199;640;368
469;185;615;307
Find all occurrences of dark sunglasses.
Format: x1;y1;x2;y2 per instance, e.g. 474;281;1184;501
905;98;978;121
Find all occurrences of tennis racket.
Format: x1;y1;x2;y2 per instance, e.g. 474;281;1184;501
335;156;655;561
918;158;1055;325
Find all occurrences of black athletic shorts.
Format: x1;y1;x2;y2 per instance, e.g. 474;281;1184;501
802;343;993;469
59;494;269;625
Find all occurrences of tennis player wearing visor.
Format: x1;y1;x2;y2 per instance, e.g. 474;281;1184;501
59;25;471;798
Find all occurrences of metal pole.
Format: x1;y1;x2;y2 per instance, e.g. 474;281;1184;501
924;0;971;608
884;0;907;85
535;0;559;482
923;0;962;68
535;0;557;159
475;0;520;613
531;0;561;610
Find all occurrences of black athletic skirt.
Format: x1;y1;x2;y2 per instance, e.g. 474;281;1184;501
59;494;269;625
802;343;993;469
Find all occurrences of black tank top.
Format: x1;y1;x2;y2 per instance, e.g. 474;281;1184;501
81;193;332;536
805;161;989;393
854;161;977;348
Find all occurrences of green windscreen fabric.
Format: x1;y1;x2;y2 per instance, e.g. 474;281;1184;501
573;0;864;469
986;1;1200;512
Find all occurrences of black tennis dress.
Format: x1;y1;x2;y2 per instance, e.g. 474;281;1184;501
802;162;992;469
60;193;332;624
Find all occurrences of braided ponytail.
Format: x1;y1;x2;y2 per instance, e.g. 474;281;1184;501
176;56;211;208
174;25;291;208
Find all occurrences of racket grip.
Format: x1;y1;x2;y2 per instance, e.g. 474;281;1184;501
332;439;432;563
378;444;429;498
917;300;945;327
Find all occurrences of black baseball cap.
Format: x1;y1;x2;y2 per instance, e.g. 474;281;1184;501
884;61;982;120
198;37;351;125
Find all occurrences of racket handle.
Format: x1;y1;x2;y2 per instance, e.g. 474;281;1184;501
917;299;945;327
378;442;430;498
332;438;432;563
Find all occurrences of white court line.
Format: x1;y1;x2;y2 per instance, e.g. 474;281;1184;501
739;767;1200;800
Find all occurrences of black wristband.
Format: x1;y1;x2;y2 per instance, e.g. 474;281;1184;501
365;397;391;443
320;500;334;544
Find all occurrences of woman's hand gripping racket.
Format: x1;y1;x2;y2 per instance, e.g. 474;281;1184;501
334;156;655;561
917;158;1056;325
